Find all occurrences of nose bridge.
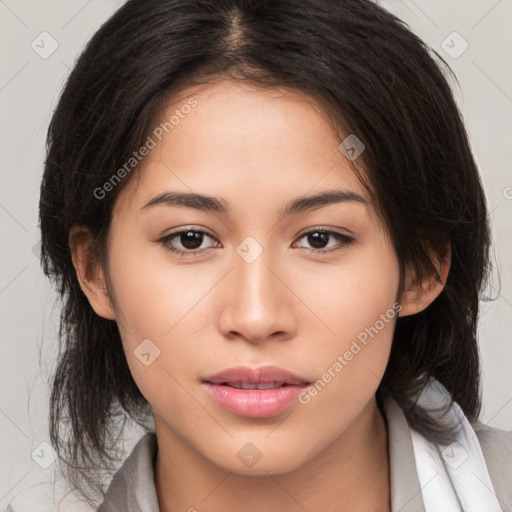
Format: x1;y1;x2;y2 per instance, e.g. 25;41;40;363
217;238;294;342
237;247;275;302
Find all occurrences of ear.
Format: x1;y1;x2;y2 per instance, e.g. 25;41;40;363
68;224;116;320
398;243;451;317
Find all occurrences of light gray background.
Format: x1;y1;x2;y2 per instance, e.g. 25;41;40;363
1;0;511;509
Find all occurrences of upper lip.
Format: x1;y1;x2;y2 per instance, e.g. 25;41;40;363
204;365;310;386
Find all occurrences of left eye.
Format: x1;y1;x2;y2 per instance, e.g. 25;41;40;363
158;228;354;257
293;229;354;253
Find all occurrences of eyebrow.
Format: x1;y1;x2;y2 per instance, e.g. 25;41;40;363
141;189;367;216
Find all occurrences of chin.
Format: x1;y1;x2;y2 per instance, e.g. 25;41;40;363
209;445;309;476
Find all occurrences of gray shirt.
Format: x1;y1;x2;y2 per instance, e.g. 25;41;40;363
97;395;512;511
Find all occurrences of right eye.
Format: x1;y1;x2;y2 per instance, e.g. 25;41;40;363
158;228;221;257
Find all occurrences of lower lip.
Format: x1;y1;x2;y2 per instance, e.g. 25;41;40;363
203;383;307;418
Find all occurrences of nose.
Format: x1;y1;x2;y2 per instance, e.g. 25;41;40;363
216;248;297;344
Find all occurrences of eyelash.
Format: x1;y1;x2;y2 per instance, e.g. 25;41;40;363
157;227;355;257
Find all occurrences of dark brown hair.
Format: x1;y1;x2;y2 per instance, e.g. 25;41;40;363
39;0;491;506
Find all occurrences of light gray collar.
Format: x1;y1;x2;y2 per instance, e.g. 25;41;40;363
98;396;426;511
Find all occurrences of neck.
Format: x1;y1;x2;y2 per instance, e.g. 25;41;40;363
155;397;390;512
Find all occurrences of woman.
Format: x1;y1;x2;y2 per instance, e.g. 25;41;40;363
8;0;512;511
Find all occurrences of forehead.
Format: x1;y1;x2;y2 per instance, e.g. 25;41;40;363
113;79;373;217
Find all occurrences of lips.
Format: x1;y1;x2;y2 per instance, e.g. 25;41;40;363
204;365;310;387
224;381;286;390
202;365;310;418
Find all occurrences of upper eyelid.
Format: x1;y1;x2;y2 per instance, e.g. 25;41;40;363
296;226;353;237
163;227;218;241
163;226;351;238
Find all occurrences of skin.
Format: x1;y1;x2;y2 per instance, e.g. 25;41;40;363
70;79;449;512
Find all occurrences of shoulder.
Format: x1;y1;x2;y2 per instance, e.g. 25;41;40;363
6;433;158;512
473;421;512;511
474;420;512;446
474;420;512;465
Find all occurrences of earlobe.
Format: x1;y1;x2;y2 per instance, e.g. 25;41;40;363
398;244;451;317
68;224;116;321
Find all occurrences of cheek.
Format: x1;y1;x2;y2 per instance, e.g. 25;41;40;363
105;231;222;402
295;242;399;400
294;240;400;345
106;232;206;340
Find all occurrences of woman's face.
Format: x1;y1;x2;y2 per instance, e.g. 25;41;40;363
102;80;401;474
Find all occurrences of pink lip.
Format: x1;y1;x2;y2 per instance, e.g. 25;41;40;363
202;365;309;418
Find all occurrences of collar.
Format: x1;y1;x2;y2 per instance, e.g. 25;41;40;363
97;395;426;512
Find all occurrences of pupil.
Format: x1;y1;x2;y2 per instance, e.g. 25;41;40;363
181;231;203;249
309;232;328;249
